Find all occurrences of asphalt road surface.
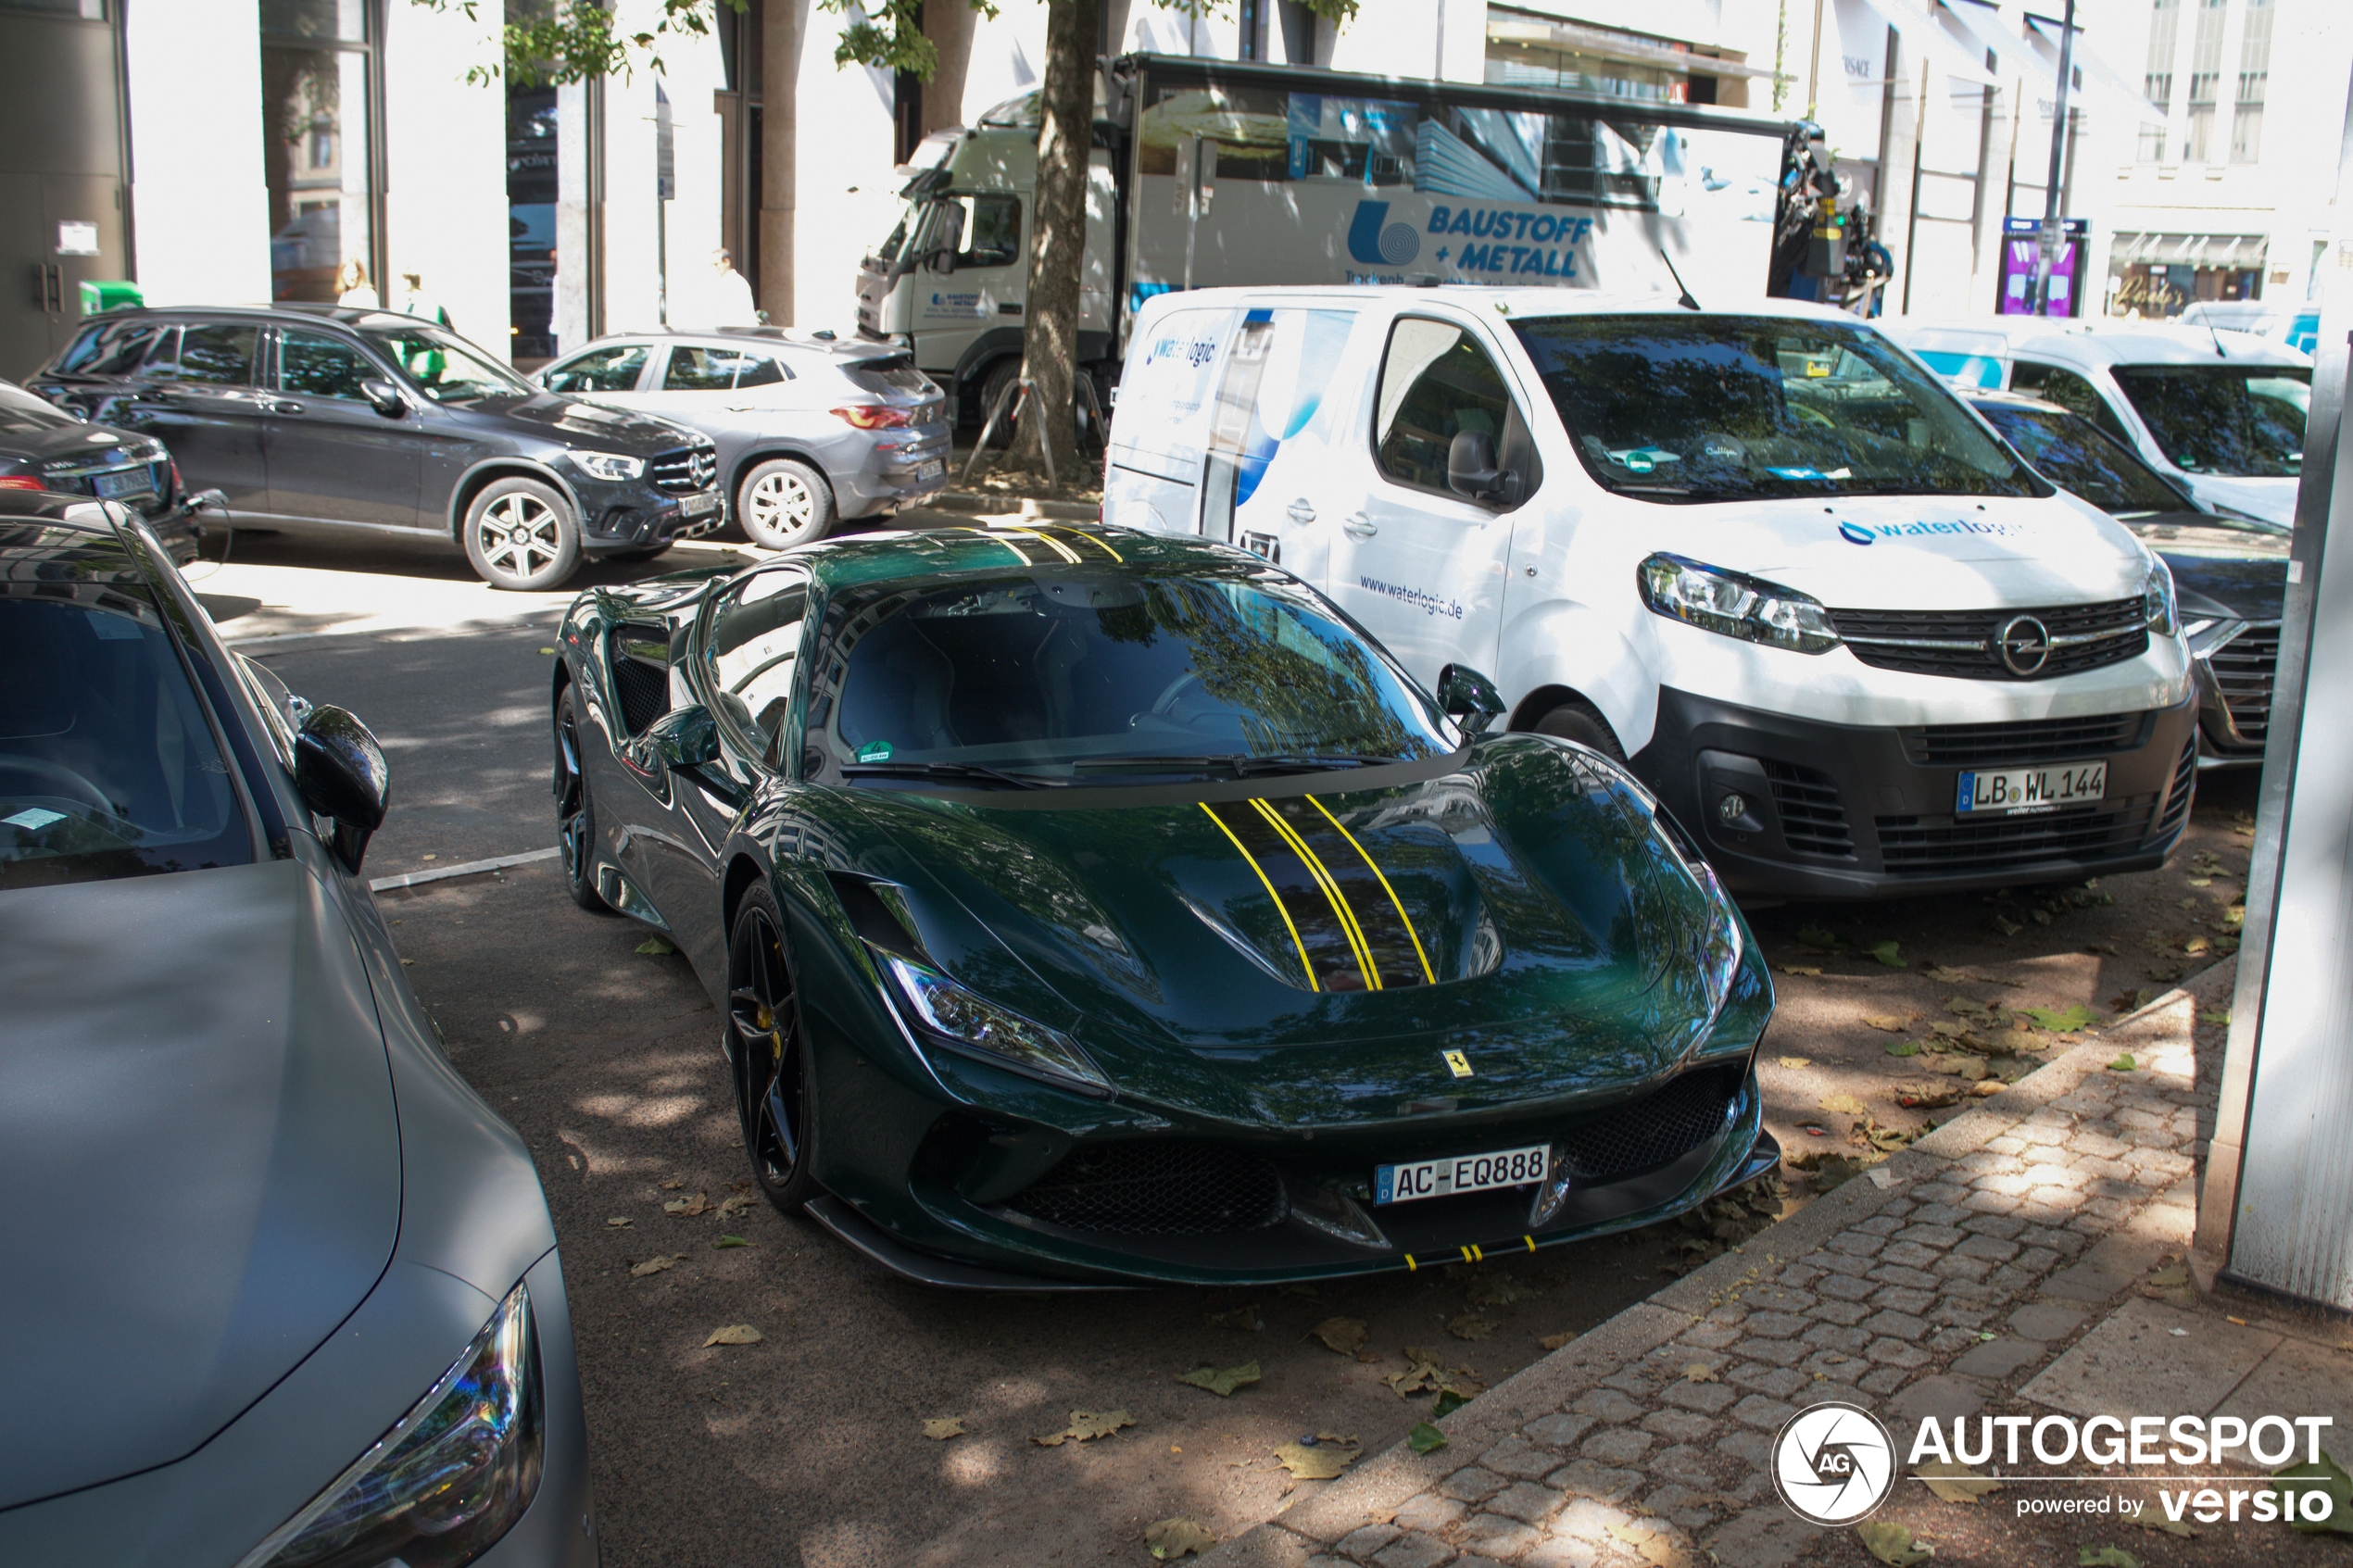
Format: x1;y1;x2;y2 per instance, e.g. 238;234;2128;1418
231;533;2260;1567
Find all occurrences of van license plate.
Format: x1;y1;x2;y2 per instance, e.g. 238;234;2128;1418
1956;761;2107;815
1374;1143;1549;1206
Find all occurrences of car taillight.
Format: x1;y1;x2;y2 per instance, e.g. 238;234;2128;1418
831;405;912;430
0;476;45;491
170;461;183;497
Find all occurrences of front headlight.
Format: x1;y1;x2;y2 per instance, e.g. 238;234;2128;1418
879;951;1114;1098
236;1281;543;1568
568;449;644;482
1637;553;1841;655
2143;559;2179;636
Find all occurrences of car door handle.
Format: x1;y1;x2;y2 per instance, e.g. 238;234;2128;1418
263;398;303;415
1341;513;1378;539
1286;498;1316;525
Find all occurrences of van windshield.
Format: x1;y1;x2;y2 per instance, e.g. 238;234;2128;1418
2108;365;2309;478
1512;315;2047;504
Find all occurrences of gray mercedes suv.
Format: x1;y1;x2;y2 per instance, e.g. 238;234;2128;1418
31;304;719;590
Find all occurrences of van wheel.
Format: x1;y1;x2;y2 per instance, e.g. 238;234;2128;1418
1530;700;1624;760
463;477;582;590
736;458;834;550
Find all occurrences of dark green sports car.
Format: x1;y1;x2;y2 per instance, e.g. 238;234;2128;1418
552;521;1776;1287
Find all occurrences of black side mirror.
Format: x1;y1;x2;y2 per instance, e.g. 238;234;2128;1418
295;704;391;872
1448;430;1510;504
359;378;406;419
638;704;722;771
1435;664;1506;738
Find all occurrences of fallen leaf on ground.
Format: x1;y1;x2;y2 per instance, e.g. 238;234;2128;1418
2108;1054;2138;1072
1867;940;1906;968
1780;964;1823;977
1538;1331;1577;1350
717;1193;756;1217
1206;1303;1264;1332
1466;1274;1533;1307
1682;1362;1718;1383
2188;877;2213;888
660;1177;685;1189
2273;1450;2353;1534
1778;1056;1813;1070
1861;1013;1909;1032
702;1323;762;1346
1446;1315;1498;1340
1309;1317;1368;1356
714;1235;749;1248
2023;1004;2099;1032
537;646;557;655
1917;1460;2002;1502
2083;941;2120;955
1433;1387;1471;1418
1922;963;1975;982
1818;1092;1870;1117
923;1417;966;1440
1274;1435;1362;1479
1408;1421;1448;1453
2079;1549;2141;1567
628;1253;687;1277
605;1216;633;1228
2185;935;2212;955
1144;1516;1217;1560
663;1193;713;1216
1034;1409;1135;1445
1176;1362;1262;1397
1970;1079;2006;1097
1795;924;1844;948
398;958;416;966
1884;1041;1921;1057
635;935;677;956
2200;1009;2232;1025
1856;1521;1934;1564
1988;914;2023;936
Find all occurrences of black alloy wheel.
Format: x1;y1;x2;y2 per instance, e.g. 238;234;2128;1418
556;686;612;913
728;885;818;1211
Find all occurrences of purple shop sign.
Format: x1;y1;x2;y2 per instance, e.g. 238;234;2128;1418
1997;216;2088;317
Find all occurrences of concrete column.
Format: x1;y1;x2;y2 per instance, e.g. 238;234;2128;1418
381;1;508;355
126;0;269;305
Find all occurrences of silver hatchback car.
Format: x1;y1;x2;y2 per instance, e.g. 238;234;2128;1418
535;329;949;549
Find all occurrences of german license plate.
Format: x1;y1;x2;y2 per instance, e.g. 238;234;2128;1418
680;490;719;518
1956;760;2108;815
916;459;944;481
94;467;154;499
1373;1143;1549;1206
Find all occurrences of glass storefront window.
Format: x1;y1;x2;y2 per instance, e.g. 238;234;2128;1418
262;0;376;304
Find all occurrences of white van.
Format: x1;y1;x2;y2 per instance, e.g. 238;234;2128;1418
1880;319;2310;527
1103;285;2197;901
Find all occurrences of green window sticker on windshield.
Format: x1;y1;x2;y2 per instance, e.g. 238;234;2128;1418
857;741;894;762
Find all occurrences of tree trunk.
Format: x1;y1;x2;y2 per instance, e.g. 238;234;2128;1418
1009;0;1101;489
759;0;804;324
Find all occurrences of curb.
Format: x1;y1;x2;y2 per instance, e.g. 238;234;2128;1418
1199;977;2218;1565
928;491;1101;521
371;846;560;893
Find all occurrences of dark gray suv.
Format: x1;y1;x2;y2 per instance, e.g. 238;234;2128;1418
31;305;719;590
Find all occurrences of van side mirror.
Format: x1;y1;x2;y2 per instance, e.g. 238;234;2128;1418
1448;431;1511;504
295;704;391;872
359;378;406;419
1434;664;1505;738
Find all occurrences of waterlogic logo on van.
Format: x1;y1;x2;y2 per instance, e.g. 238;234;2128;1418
1358;576;1463;621
1346;203;1420;268
1835;516;2035;545
1767;1401;2344;1530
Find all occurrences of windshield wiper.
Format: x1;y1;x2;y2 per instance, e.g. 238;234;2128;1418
1072;753;1393;778
840;760;1063;789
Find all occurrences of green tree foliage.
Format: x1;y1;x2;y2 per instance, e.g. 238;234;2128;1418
411;0;749;88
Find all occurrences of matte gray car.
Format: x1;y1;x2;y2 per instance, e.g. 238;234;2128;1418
535;328;948;549
0;491;595;1566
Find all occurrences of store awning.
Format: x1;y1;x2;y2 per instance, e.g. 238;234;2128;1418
1934;0;2050;91
2112;232;2271;268
1843;0;1998;87
1483;13;1777;79
2024;12;2169;119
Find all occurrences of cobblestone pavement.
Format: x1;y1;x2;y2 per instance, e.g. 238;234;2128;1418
1202;969;2239;1568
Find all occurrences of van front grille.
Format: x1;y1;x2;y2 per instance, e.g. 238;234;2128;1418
1831;599;2148;680
1905;713;2141;767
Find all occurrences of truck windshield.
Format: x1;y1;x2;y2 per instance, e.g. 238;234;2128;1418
2108;365;2309;478
1513;315;2046;504
822;569;1453;784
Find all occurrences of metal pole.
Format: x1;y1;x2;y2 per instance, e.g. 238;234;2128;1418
2033;0;2077;316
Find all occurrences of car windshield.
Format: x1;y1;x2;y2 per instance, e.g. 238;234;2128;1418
1513;314;2046;503
359;323;535;405
0;583;252;889
1974;402;2195;517
2109;365;2309;478
821;569;1453;783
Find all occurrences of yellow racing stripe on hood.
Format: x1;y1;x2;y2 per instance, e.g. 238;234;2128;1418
1251;797;1379;991
1307;795;1436;985
1199;801;1319;992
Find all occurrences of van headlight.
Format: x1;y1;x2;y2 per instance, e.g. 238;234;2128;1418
1637;554;1842;655
235;1282;543;1568
878;950;1114;1098
568;449;644;482
2143;560;2179;636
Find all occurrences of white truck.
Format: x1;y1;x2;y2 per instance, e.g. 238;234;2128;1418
856;52;1810;427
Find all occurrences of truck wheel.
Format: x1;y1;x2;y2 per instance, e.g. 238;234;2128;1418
462;477;581;591
736;458;834;550
1530;700;1624;761
976;358;1023;435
